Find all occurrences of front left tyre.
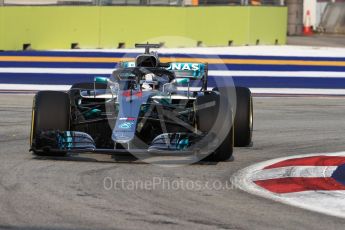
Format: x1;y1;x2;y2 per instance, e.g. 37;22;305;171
30;91;70;156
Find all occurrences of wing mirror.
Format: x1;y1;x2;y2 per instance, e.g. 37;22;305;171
172;78;190;85
94;76;109;84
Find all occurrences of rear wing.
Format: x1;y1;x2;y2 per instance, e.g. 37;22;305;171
118;61;209;90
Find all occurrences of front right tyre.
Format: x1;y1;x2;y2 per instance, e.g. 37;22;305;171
213;86;253;147
234;87;253;147
195;92;234;162
30;91;70;156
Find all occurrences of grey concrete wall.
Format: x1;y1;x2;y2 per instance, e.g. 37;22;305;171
319;2;345;34
286;0;303;35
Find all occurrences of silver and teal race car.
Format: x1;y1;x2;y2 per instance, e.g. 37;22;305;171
30;44;253;162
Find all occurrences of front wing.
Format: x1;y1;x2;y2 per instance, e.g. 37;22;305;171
31;130;213;157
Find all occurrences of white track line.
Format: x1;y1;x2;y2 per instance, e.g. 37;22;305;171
0;84;70;91
209;71;345;78
1;84;345;96
250;88;345;95
1;68;345;78
56;46;345;57
231;151;345;219
0;68;115;74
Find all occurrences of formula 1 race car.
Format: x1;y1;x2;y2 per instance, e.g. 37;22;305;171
30;44;253;162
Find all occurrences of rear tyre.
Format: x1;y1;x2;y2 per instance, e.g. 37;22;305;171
30;91;70;156
234;87;253;147
213;86;253;147
195;92;233;162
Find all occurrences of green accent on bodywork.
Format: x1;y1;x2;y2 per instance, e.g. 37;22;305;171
84;109;102;119
177;138;189;150
175;78;190;84
168;63;205;79
94;76;109;84
57;131;73;150
119;61;135;68
119;61;204;79
159;98;172;105
0;6;287;50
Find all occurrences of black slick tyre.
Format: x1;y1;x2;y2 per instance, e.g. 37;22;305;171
195;92;234;162
30;91;70;156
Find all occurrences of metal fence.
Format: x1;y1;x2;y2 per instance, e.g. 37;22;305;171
0;0;283;6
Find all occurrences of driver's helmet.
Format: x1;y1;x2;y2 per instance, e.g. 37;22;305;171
142;73;157;91
142;72;171;91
